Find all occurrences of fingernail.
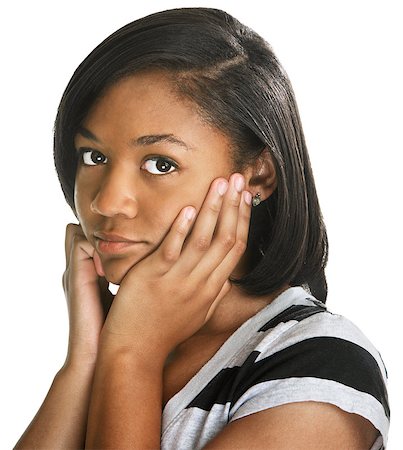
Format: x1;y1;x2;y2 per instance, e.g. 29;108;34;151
235;176;245;193
243;191;252;205
217;180;228;196
185;207;196;220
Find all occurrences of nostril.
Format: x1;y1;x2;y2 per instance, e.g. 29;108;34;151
90;197;110;216
89;171;139;218
90;198;101;214
90;193;138;219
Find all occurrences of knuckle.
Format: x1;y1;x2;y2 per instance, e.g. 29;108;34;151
183;284;196;301
228;196;240;208
179;282;191;299
233;238;247;255
220;233;236;250
194;236;210;251
66;223;80;235
176;222;189;237
162;248;178;263
208;202;221;214
65;223;74;233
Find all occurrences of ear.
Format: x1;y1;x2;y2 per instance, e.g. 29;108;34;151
242;148;277;200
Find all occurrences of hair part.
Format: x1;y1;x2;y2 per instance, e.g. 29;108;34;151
54;7;328;301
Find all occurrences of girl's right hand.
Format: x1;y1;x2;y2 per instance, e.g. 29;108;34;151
62;223;114;368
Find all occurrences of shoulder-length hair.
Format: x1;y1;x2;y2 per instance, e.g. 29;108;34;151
54;7;328;302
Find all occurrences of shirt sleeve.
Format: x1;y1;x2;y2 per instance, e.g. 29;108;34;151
228;332;389;448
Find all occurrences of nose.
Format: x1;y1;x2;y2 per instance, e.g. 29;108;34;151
90;167;138;218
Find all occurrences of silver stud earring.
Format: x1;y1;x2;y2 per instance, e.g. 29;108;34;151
252;193;261;207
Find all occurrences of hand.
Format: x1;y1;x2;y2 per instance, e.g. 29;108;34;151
100;173;252;359
63;224;114;367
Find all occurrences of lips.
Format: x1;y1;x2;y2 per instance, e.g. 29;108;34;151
94;231;139;243
94;231;146;255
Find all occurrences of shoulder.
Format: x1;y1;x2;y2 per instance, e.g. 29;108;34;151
254;296;387;372
225;287;389;446
249;287;387;383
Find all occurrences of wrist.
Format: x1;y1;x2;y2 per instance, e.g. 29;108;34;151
98;332;168;371
61;356;97;378
52;362;96;398
64;336;101;369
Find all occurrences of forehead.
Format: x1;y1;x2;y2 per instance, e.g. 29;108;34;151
80;71;231;151
85;71;191;124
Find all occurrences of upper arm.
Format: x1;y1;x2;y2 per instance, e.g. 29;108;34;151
203;401;379;450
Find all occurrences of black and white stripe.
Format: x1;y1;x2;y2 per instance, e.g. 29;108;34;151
161;287;389;450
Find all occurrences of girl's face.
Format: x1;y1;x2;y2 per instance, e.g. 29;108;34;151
74;71;246;284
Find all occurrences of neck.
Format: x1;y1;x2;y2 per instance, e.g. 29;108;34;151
196;283;289;336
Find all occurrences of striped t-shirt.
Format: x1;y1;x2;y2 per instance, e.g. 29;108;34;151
161;286;389;449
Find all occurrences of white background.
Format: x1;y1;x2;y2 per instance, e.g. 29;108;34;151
1;0;401;447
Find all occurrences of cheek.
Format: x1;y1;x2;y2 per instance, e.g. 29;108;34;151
180;176;216;211
74;195;87;222
74;177;96;237
149;176;218;239
145;194;187;241
152;177;212;222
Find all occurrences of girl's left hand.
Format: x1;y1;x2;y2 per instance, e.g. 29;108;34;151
100;173;252;360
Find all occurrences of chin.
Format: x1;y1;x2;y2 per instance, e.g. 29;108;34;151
102;260;131;285
105;274;123;285
99;244;156;285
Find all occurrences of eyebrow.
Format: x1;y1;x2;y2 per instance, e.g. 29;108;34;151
77;127;192;151
133;134;191;151
77;126;100;142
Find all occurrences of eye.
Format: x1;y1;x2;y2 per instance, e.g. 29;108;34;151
142;157;178;175
78;148;108;166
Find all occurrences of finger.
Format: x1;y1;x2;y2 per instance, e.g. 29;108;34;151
65;224;102;276
64;223;84;267
193;188;252;279
204;280;232;322
93;251;105;277
179;173;246;275
174;177;229;271
185;177;229;249
69;235;97;266
152;206;196;269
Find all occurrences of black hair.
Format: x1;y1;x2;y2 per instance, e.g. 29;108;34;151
54;7;328;302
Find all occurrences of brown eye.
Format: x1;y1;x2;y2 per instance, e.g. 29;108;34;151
79;149;108;166
156;159;172;172
142;157;178;175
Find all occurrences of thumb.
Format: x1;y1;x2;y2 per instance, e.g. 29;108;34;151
93;251;105;277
